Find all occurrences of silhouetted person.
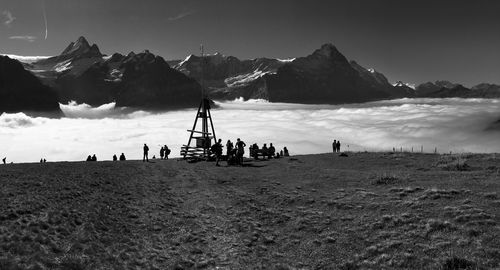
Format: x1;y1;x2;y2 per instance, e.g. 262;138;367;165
160;146;165;160
226;140;233;156
268;143;276;159
119;153;126;161
280;150;284;157
236;138;246;165
86;155;92;162
251;143;259;159
43;159;46;163
113;154;117;161
336;140;341;152
143;143;149;162
40;158;43;163
211;139;223;166
262;143;268;158
164;145;170;160
276;152;280;158
333;140;337;154
283;147;289;157
91;154;97;161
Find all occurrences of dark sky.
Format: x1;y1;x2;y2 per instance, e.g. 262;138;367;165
1;0;499;86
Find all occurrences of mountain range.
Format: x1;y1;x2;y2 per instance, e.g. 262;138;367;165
0;56;61;115
1;36;500;115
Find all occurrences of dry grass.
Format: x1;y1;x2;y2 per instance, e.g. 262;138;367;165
0;152;499;269
436;154;470;171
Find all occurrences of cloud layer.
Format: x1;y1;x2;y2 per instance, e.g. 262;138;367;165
0;98;499;163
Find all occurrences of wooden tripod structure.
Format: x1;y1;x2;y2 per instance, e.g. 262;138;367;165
181;45;217;160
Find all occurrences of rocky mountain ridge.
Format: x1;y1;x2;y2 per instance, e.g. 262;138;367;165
0;56;61;115
4;36;500;115
27;37;201;109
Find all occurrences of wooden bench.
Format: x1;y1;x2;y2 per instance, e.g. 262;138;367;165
249;148;274;159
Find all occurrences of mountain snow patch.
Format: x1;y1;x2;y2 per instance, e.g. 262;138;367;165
278;58;296;63
54;60;72;73
393;81;416;89
224;70;270;87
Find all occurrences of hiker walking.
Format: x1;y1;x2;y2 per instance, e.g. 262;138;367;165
143;143;149;162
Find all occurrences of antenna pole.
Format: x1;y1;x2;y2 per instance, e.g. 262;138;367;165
181;44;217;160
200;44;207;157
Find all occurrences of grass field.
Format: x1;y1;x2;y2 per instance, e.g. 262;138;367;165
0;152;499;269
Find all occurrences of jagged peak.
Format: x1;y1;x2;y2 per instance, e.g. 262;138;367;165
314;43;341;58
60;36;102;57
75;36;90;48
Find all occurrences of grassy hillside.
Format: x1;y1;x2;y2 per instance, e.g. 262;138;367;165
0;152;499;269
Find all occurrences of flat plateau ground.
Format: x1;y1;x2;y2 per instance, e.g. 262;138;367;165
0;152;499;269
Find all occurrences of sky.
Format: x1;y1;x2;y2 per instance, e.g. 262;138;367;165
1;0;499;86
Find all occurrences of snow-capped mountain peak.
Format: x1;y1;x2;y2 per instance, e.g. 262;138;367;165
393;81;416;89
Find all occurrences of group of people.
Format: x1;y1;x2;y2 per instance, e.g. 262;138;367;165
86;154;98;161
332;139;342;153
207;138;291;166
142;144;171;162
159;145;171;160
210;138;247;166
248;143;289;159
112;153;127;161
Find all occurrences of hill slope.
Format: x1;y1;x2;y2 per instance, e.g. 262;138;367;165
0;152;498;269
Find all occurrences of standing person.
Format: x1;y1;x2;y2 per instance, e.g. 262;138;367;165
113;154;117;161
283;147;289;157
143;143;149;162
226;140;233;156
333;140;337;154
211;139;223;166
164;145;170;160
236;138;246;165
160;146;164;160
336;140;341;152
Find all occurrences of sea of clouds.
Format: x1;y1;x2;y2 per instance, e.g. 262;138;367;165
0;98;499;163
